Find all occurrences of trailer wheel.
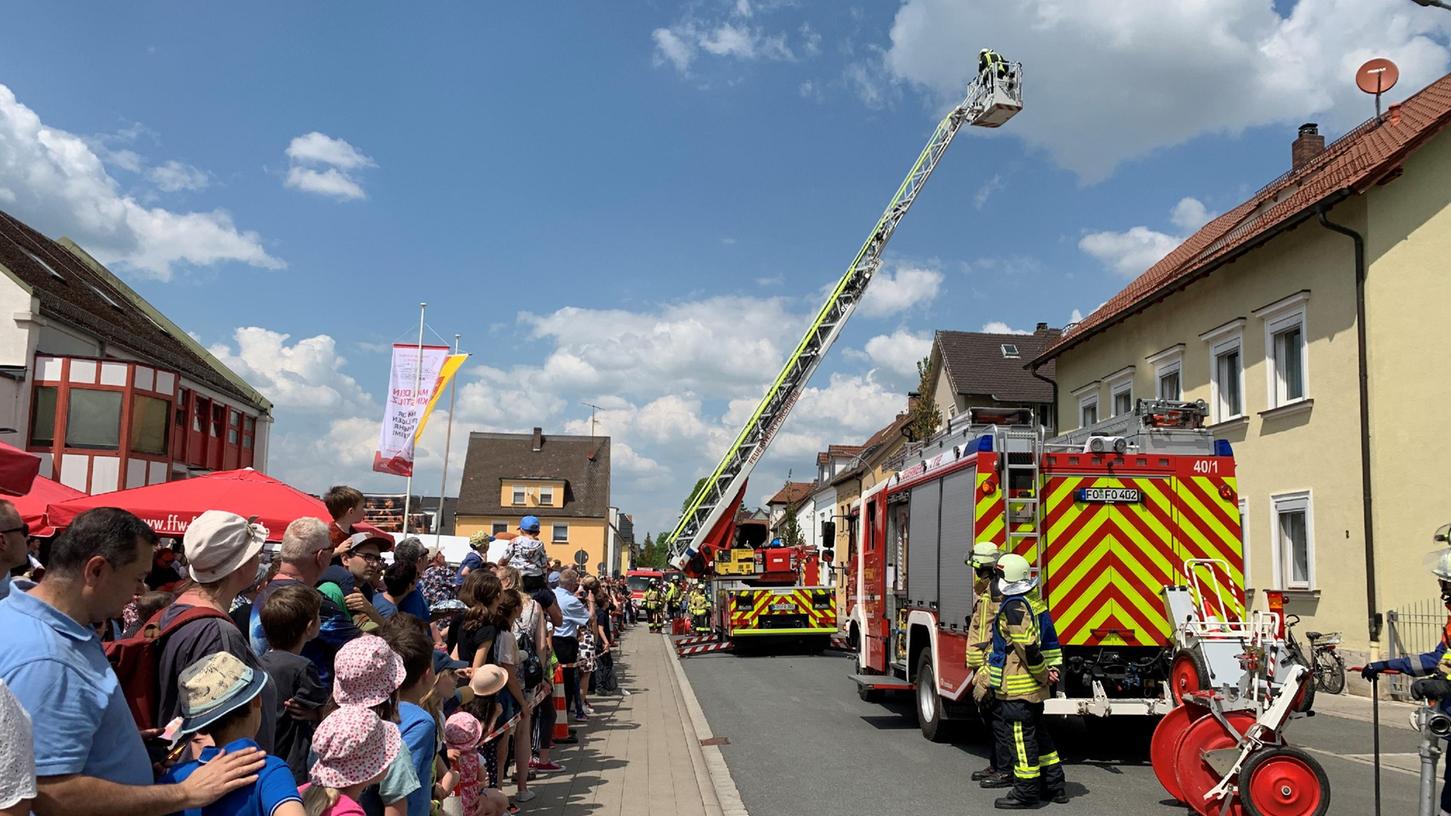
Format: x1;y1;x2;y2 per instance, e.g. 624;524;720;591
915;650;954;743
1170;650;1210;706
1171;709;1258;816
1239;746;1329;816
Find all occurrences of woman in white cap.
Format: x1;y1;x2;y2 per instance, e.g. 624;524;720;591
302;706;401;816
156;510;279;753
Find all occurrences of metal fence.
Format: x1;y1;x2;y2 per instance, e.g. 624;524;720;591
1386;598;1446;699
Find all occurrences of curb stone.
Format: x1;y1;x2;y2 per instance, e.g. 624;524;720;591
665;633;751;816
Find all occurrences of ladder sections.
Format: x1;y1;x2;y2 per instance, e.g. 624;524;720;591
666;61;1026;570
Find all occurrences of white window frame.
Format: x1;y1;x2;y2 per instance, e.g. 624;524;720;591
1105;366;1135;417
1078;394;1099;428
539;486;554;505
1200;319;1246;423
1070;381;1101;430
1147;344;1184;401
1270;490;1314;591
511;487;526;506
1253;291;1311;410
552;523;569;543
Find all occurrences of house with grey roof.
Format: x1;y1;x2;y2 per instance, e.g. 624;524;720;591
923;324;1059;434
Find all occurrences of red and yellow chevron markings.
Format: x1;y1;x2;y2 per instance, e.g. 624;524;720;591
1173;474;1244;620
727;588;836;632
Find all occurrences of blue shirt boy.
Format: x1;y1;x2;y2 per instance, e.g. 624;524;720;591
160;737;301;816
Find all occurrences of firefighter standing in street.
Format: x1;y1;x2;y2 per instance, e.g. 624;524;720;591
1360;525;1451;814
965;541;1013;789
986;552;1069;809
644;581;663;632
666;579;683;620
688;585;710;633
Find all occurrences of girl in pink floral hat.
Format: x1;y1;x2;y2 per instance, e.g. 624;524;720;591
440;667;510;816
330;634;419;813
301;706;400;816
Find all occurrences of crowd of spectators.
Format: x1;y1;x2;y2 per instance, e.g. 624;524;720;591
0;484;637;816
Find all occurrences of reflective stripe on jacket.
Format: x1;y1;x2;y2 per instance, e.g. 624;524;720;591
965;590;998;669
987;594;1062;702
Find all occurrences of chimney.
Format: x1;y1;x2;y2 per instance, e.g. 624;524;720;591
1292;123;1324;170
1033;322;1062;338
531;427;542;452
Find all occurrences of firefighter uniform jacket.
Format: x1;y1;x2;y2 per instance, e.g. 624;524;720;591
644;589;661;609
965;589;999;670
688;593;709;616
987;594;1063;702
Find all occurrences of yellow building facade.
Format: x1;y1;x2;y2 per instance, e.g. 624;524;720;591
1036;89;1451;688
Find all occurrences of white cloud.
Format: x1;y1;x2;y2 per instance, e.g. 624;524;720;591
980;321;1031;335
208;327;375;413
147;160;209;192
1068;308;1084;325
284;132;374;200
1079;196;1216;277
974;173;1005;210
858;264;943;317
652;6;812;77
652;28;695;73
878;0;1451;181
0;83;281;280
861;329;932;377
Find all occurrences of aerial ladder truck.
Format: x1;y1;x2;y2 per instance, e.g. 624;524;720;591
667;56;1025;657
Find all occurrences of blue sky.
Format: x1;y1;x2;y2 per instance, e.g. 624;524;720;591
0;1;1447;536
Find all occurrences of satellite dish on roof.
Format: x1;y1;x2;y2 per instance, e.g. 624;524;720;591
1356;58;1400;119
1356;58;1400;95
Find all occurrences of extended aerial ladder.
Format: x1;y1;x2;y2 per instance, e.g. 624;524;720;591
665;57;1025;574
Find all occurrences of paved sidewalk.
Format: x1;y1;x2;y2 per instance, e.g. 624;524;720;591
512;627;737;815
1313;688;1420;731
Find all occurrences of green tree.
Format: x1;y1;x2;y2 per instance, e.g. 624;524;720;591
639;532;664;568
681;476;709;515
779;507;806;548
908;355;943;442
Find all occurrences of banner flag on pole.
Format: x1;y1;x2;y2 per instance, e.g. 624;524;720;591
414;353;468;443
373;344;452;477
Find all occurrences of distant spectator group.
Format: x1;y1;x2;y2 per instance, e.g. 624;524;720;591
0;483;635;816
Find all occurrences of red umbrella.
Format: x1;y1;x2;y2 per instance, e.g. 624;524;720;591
10;473;84;537
46;468;329;542
0;441;40;497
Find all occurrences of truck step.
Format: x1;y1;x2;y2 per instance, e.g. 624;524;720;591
850;673;913;692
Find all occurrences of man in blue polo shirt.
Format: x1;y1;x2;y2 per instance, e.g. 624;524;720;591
0;507;263;816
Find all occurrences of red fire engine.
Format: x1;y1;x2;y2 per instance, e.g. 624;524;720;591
849;401;1245;737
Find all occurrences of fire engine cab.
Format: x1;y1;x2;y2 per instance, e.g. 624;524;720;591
850;400;1244;737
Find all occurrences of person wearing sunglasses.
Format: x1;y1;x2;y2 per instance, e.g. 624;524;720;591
0;500;25;601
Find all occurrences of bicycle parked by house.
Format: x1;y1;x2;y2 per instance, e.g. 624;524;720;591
1285;614;1347;695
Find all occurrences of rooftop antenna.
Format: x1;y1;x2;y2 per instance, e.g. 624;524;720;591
1356;58;1400;120
582;401;604;436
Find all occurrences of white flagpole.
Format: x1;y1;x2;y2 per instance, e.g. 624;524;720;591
434;334;461;548
402;302;426;535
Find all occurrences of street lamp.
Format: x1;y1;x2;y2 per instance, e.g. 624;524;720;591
1412;0;1451;9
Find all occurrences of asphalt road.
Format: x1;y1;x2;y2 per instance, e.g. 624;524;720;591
680;641;1424;815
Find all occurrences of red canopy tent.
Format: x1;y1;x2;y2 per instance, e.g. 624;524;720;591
0;441;40;497
11;473;84;536
46;468;330;542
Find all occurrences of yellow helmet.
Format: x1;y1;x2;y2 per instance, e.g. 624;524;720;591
968;541;1000;568
997;553;1038;595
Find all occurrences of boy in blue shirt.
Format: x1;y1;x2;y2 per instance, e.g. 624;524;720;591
379;616;441;816
161;652;304;816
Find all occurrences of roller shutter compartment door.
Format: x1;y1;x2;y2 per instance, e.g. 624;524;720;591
907;480;941;608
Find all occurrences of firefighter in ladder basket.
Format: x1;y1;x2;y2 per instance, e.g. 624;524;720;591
966;542;1014;790
987;553;1070;809
978;48;1008;89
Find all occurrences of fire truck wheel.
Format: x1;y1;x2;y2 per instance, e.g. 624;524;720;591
1238;745;1330;816
915;650;955;743
1170;650;1210;706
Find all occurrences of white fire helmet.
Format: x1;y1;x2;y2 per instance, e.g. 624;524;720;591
968;541;1000;568
997;553;1038;595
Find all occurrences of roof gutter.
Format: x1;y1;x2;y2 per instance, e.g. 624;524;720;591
1316;203;1380;643
1030;190;1356;367
1028;362;1058;433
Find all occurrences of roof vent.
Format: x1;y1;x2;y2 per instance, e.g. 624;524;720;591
1001;343;1020;358
1292;123;1325;170
531;427;543;452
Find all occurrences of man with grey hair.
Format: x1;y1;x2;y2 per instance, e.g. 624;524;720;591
248;517;359;685
0;499;26;600
552;568;594;721
391;536;432;620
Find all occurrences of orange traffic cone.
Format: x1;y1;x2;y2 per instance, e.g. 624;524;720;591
552;665;569;742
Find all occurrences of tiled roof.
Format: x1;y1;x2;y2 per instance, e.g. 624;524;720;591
1037;71;1451;362
456;430;611;518
831;412;911;486
0;209;268;408
936;330;1057;402
767;481;815;506
816;444;864;466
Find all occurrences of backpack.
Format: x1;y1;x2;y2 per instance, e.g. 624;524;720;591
104;605;231;731
515;629;545;690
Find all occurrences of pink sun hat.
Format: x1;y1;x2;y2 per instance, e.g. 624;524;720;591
444;711;483;751
333;634;406;707
310;706;402;789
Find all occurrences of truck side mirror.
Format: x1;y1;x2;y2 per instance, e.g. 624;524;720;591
821;520;836;543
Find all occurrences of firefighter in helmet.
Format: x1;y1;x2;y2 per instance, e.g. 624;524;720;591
965;542;1013;789
644;580;663;632
986;553;1068;809
688;584;711;633
978;48;1007;87
1361;524;1451;814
